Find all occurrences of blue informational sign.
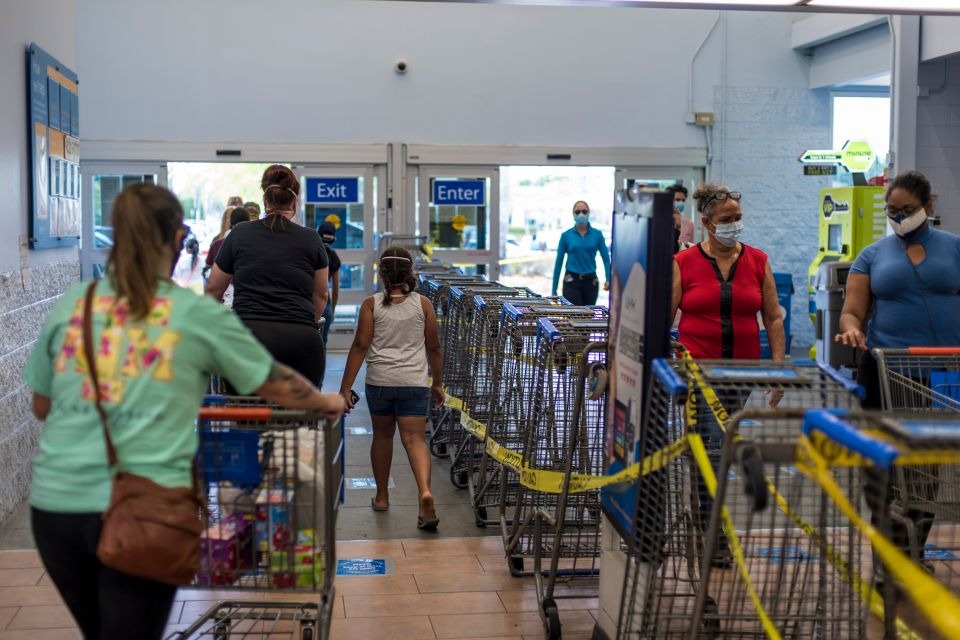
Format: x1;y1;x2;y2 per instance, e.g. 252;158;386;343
304;177;360;204
601;191;674;541
432;179;486;206
337;559;387;576
27;43;80;250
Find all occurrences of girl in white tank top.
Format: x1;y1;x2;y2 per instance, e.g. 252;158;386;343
339;248;445;530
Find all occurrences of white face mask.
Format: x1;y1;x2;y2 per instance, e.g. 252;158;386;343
711;220;744;247
889;208;927;237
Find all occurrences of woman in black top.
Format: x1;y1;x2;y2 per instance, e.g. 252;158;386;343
206;165;329;385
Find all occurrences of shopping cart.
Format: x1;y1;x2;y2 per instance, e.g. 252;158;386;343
874;347;960;412
416;264;460;289
464;294;567;527
422;274;488;457
443;284;522;478
379;232;431;258
488;303;607;574
616;358;706;639
503;321;608;640
691;408;868;639
445;285;541;486
796;410;960;640
168;398;344;640
616;359;865;638
684;361;864;638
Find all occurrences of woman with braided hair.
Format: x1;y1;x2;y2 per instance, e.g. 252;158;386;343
339;247;444;530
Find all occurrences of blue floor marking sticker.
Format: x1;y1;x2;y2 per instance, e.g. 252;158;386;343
337;559;387;575
348;477;395;489
347;426;373;435
924;544;958;560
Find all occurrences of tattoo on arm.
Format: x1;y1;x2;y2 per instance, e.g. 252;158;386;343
289;375;313;400
267;363;314;400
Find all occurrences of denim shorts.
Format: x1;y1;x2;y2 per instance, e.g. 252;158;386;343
365;384;430;417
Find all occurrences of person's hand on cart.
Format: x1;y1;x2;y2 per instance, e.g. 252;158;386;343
317;392;347;421
431;383;445;409
835;328;868;351
764;388;785;408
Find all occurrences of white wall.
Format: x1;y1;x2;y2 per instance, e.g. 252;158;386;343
809;24;890;89
921;16;960;63
917;53;960;236
77;0;812;148
0;0;78;273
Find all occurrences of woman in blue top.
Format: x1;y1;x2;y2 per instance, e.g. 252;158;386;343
551;200;612;305
836;170;960;563
836;170;960;407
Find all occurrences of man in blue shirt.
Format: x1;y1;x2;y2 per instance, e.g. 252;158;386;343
551;200;612;304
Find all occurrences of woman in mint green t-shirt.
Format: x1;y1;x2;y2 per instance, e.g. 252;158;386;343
23;184;344;640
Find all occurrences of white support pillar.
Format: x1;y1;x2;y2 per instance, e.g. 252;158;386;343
386;141;410;236
890;15;920;174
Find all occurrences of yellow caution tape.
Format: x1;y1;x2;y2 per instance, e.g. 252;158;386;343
460;412;487;439
444;393;687;494
796;437;960;639
444;393;464;412
485;437;525;472
687;432;783;640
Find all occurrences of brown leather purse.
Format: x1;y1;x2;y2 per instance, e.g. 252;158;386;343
82;282;204;586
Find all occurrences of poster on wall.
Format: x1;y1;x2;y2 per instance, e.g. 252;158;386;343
27;43;80;250
601;189;673;543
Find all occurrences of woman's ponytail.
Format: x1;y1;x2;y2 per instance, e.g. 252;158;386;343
106;184;184;320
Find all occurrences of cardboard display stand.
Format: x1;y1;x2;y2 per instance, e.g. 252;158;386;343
594;189;674;639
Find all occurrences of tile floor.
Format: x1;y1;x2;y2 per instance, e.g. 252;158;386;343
0;537;601;640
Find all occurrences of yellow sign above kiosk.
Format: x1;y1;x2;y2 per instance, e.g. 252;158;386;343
799;140;876;174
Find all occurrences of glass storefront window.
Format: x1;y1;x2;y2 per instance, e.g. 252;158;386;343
338;264;364;290
91;173;156;248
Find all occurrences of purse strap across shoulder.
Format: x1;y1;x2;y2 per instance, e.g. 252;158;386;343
82;281;119;467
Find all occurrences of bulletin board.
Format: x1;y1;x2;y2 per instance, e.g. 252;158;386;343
26;43;80;250
601;189;674;541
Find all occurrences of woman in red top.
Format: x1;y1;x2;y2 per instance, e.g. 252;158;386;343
671;183;785;362
671;183;785;566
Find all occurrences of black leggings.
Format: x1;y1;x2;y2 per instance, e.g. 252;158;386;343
243;319;326;387
31;507;177;640
561;272;600;305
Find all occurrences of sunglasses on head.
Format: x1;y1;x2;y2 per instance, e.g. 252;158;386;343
703;191;742;207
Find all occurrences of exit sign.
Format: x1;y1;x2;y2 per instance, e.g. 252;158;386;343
304;177;360;204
